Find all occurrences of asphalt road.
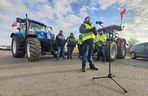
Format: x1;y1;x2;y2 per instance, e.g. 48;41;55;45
0;50;148;96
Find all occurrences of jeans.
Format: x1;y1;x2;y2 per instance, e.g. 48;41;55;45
97;45;106;61
57;46;65;60
82;42;95;65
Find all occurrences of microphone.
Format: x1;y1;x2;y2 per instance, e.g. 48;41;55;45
96;21;103;25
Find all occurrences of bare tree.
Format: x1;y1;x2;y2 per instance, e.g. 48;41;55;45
127;38;139;49
126;38;139;55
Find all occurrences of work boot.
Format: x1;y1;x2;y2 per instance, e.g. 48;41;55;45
103;60;106;63
70;57;72;59
82;64;86;72
89;64;98;70
67;56;70;59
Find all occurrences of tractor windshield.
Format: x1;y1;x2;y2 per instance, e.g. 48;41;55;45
29;22;46;33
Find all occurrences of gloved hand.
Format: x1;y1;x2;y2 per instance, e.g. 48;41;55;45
91;27;97;36
93;27;96;31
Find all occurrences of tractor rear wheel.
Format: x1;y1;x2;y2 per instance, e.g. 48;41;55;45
11;36;25;58
26;38;41;62
106;41;117;61
117;42;126;59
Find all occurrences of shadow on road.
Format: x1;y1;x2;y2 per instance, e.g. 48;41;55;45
0;69;80;81
136;58;148;61
0;55;55;65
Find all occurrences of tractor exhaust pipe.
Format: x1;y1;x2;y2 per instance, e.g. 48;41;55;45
25;14;29;38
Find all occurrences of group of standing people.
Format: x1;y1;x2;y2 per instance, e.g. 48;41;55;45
55;30;76;60
55;16;107;72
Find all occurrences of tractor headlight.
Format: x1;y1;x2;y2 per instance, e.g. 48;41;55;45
47;34;51;39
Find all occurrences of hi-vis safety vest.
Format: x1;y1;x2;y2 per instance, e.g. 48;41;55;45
82;23;95;42
77;34;82;45
77;38;82;45
95;34;107;46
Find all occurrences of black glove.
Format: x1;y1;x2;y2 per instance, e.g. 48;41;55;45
92;27;97;36
90;27;96;32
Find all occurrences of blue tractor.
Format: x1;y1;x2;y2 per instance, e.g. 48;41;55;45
10;14;56;62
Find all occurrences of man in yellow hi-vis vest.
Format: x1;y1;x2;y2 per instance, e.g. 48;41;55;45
79;16;98;72
96;30;107;62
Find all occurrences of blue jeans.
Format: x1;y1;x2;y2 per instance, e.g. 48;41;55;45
82;42;95;65
97;45;106;61
57;46;65;60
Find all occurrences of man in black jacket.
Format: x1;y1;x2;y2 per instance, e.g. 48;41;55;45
66;32;76;59
56;30;66;60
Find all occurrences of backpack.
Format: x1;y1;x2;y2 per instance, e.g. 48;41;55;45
67;37;76;46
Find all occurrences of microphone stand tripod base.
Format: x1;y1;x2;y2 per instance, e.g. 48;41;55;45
92;23;128;93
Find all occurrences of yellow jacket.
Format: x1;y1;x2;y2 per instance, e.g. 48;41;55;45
95;34;107;46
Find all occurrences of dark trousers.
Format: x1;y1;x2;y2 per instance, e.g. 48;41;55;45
78;44;82;58
82;42;95;65
67;46;74;59
96;45;106;61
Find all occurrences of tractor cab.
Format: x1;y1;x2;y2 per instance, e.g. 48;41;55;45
16;17;54;39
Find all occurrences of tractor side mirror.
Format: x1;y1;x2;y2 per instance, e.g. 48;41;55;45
115;33;119;38
47;27;52;32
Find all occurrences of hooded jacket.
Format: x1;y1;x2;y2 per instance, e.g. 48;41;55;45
56;34;65;47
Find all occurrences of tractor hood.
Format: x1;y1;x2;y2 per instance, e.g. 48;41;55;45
98;25;122;33
35;31;55;40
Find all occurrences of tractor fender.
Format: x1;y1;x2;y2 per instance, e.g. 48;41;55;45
10;32;24;42
116;38;126;47
25;35;38;39
10;33;15;38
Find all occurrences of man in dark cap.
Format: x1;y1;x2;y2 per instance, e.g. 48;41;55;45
79;16;98;72
66;32;76;59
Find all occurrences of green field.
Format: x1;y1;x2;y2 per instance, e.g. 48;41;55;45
73;47;79;54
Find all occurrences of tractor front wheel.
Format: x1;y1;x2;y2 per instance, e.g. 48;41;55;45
106;41;117;61
11;36;25;58
26;38;41;62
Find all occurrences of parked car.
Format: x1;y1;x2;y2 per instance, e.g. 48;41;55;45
130;42;148;59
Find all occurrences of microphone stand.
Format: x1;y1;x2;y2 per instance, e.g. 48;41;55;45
92;23;128;93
